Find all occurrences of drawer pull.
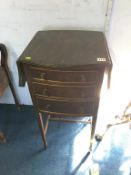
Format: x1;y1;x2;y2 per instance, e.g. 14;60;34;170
81;92;85;98
81;75;86;82
80;107;85;114
43;88;48;96
40;72;46;79
45;104;50;110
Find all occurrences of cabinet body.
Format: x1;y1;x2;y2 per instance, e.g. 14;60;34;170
23;65;104;117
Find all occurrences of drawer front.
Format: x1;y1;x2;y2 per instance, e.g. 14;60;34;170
36;97;96;116
32;82;97;98
30;67;99;83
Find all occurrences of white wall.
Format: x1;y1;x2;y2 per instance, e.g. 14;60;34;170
108;0;131;116
0;0;109;105
97;0;131;133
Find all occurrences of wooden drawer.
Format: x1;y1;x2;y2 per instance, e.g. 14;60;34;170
30;67;99;83
32;82;97;99
36;96;96;116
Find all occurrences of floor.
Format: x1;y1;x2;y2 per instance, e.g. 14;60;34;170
0;104;131;175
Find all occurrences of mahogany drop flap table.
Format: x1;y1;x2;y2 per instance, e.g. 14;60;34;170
17;30;112;151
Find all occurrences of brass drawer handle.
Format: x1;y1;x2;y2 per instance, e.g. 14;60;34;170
40;72;46;79
45;104;50;110
80;107;85;114
81;92;85;98
43;88;48;96
81;74;86;82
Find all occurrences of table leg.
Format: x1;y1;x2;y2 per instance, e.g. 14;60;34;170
37;112;48;149
89;116;97;151
44;114;50;136
0;132;6;143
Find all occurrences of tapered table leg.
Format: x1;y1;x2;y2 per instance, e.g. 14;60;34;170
0;132;6;143
89;116;97;152
37;112;47;149
44;114;50;136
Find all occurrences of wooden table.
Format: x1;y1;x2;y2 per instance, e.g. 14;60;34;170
17;30;112;151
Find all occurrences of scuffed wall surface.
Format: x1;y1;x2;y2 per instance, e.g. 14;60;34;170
108;0;131;115
97;0;131;131
0;0;109;104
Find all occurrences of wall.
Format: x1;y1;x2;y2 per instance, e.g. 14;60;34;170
97;0;131;132
0;0;109;105
108;0;131;116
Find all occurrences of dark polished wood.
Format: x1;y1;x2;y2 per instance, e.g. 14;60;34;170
0;65;8;143
0;44;20;143
0;64;8;143
0;43;20;106
37;112;48;149
0;132;6;143
0;67;8;96
17;30;112;151
32;82;97;99
30;67;99;83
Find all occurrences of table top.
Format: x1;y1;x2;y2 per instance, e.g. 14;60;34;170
18;30;112;68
